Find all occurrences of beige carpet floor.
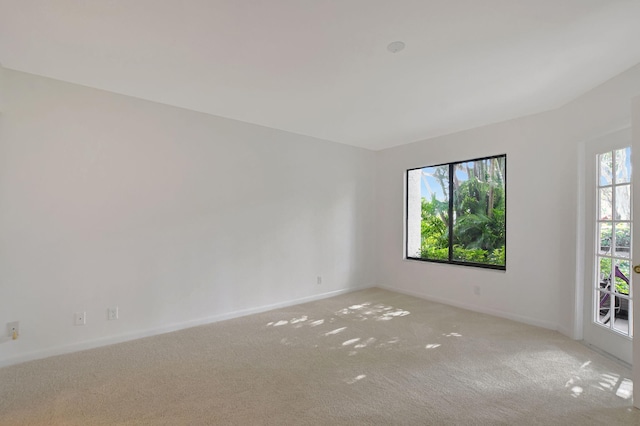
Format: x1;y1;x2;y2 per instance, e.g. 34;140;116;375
0;288;638;425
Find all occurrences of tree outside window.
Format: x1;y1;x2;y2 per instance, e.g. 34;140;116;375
407;155;506;270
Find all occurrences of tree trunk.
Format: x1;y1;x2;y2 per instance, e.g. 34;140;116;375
487;159;495;217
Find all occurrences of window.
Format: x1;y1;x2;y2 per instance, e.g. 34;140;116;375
406;154;506;269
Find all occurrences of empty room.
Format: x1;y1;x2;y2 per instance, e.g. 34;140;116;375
2;1;640;424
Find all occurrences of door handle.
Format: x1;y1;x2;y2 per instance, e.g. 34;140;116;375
634;265;640;274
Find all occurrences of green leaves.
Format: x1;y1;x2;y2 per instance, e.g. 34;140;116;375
417;155;506;267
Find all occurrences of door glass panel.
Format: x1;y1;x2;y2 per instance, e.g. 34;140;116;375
615;185;631;220
599;222;612;255
614;259;630;295
600;151;613;186
614;222;631;258
613;297;630;335
599;256;612;283
597;290;611;326
599;187;612;220
615;148;631;184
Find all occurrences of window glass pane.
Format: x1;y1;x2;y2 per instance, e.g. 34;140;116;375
406;154;506;270
615;148;631;184
452;157;505;266
614;222;630;259
599;152;613;186
615;185;631;220
406;168;423;258
599;187;612;220
598;222;612;255
418;165;450;261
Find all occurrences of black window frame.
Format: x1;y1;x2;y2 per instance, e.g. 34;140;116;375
405;154;507;271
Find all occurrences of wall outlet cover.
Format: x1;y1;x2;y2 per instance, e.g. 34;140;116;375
107;307;119;320
74;312;86;326
7;321;19;338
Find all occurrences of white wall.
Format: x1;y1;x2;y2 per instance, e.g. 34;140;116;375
0;69;376;366
2;61;640;367
375;64;640;336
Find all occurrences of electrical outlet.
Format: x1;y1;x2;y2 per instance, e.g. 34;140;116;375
74;312;86;326
107;306;119;320
7;321;19;339
317;276;322;285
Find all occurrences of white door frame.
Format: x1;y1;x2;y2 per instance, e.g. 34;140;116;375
632;95;640;408
580;128;633;365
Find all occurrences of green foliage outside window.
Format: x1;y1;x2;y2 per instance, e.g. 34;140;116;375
599;259;630;295
415;155;506;268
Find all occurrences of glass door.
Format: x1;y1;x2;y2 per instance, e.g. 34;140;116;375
583;130;632;364
631;98;640;408
594;148;632;336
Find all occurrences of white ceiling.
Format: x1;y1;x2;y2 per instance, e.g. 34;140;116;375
1;1;640;150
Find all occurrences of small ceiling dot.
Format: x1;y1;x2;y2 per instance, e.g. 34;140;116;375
387;41;405;53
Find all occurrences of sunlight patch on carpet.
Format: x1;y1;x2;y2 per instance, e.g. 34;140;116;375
570;386;583;397
345;374;366;384
616;378;633;399
324;327;347;336
336;302;410;322
355;337;376;349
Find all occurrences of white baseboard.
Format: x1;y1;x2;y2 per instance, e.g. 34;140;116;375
377;284;559;331
556;325;577;339
0;285;372;368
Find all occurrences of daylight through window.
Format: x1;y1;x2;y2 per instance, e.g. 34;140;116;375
406;155;506;269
